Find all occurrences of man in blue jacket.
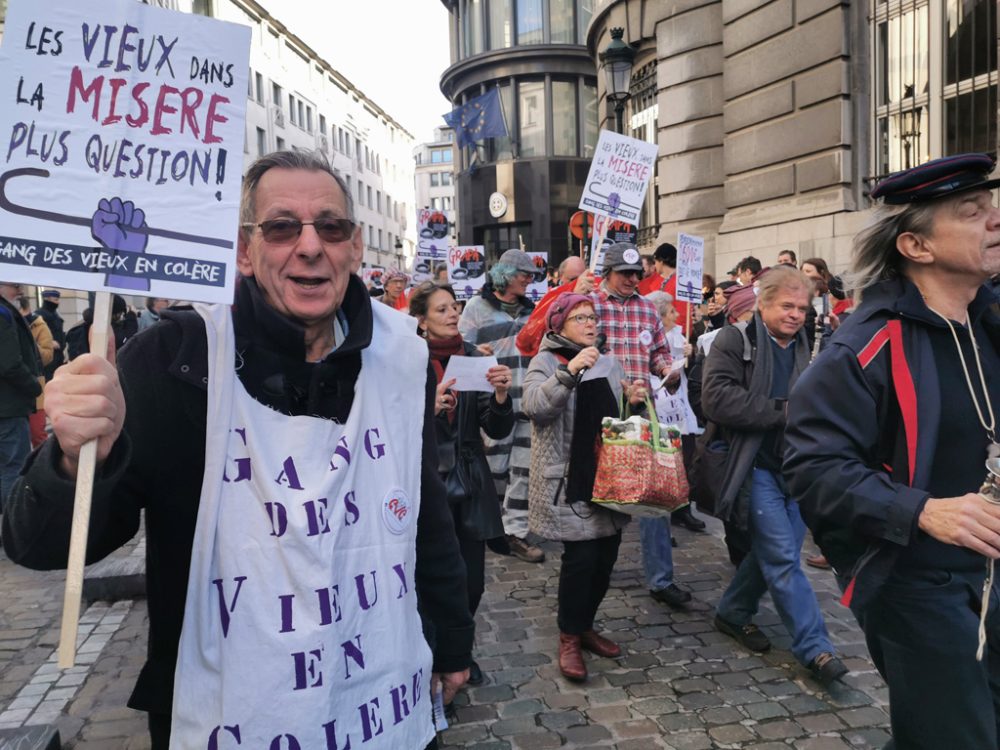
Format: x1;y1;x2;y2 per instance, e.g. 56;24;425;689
785;153;1000;749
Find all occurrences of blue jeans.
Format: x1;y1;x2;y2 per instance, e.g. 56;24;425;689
0;416;30;511
716;468;833;666
639;516;674;591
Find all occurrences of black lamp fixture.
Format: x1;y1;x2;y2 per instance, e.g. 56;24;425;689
599;27;636;134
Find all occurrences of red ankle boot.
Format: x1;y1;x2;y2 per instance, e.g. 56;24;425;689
558;633;587;682
580;630;622;658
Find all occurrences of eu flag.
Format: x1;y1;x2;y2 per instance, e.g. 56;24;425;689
443;89;508;148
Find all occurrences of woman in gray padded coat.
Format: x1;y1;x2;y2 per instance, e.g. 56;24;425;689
522;292;647;683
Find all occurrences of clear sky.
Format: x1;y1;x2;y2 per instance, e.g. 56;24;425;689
273;0;455;145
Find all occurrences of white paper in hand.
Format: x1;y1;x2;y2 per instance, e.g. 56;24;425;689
432;687;449;732
656;358;687;390
442;356;499;391
579;354;615;383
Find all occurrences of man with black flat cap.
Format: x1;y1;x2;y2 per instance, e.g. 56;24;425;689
785;152;1000;749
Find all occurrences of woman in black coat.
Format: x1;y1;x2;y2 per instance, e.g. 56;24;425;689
409;281;515;686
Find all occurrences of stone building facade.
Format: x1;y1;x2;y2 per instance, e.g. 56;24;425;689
587;0;998;275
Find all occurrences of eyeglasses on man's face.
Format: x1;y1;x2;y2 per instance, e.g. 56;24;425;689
243;217;356;245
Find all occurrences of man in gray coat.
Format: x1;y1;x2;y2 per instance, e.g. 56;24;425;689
701;265;846;685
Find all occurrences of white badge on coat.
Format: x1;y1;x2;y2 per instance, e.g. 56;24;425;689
639;329;653;346
382;488;414;534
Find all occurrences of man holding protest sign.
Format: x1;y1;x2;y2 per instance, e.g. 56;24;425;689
3;150;473;749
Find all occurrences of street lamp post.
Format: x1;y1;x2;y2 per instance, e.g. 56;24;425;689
600;27;636;134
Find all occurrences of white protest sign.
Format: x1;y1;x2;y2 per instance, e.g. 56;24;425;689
447;245;487;301
525;251;548;304
414;208;451;283
0;0;250;304
442;355;499;392
360;265;385;290
579;129;658;225
579;354;615;383
676;233;705;304
588;215;639;272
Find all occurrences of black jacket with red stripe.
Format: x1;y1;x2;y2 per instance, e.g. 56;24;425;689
784;277;1000;610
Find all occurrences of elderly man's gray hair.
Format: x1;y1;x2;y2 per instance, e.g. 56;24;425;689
843;201;938;296
240;150;355;234
644;290;675;318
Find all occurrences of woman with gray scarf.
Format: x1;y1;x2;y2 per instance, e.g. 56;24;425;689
522;292;647;682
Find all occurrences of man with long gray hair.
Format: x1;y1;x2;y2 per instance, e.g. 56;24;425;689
785;153;1000;748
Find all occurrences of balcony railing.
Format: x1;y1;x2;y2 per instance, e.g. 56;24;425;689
637;225;657;250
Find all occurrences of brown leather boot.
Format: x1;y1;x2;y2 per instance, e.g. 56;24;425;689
558;633;587;682
580;630;622;658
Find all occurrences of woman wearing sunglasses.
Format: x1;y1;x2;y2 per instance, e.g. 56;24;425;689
379;268;410;311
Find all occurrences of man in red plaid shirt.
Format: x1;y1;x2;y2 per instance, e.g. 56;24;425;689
575;242;693;609
574;243;672;383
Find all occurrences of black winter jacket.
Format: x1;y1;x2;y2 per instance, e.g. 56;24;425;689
0;296;42;418
434;342;514;540
2;275;474;716
701;312;809;526
36;302;65;378
784;277;1000;609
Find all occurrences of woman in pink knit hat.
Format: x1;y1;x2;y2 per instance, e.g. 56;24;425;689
522;292;647;683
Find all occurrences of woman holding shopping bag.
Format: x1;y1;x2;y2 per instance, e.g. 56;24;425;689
522;292;646;682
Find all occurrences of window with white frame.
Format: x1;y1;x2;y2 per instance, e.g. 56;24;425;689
871;0;997;179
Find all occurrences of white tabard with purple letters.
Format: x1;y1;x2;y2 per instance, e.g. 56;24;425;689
170;302;434;749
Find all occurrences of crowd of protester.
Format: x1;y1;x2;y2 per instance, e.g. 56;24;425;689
3;150;1000;750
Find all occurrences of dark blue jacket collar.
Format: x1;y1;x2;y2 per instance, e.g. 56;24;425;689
854;276;1000;329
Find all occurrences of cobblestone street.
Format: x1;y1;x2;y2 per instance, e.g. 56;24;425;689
0;518;892;749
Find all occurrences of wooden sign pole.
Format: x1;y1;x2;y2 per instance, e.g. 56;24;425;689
588;218;609;274
58;290;112;668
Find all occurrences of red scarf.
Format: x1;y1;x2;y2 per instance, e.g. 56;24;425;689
427;334;464;423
